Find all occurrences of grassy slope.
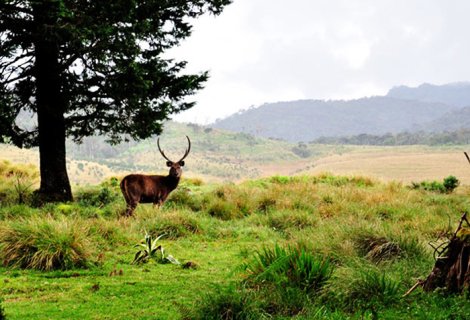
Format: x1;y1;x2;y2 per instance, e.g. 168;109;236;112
2;122;470;186
1;172;470;319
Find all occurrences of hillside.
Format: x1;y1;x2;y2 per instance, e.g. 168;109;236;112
3;122;470;186
387;82;470;107
210;82;470;143
210;96;457;142
1;122;337;184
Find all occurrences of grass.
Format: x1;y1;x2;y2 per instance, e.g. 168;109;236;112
1;167;470;319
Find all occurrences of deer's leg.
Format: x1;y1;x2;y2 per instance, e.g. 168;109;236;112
153;199;164;208
125;202;138;217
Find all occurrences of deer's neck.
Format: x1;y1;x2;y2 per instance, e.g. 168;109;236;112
164;175;180;190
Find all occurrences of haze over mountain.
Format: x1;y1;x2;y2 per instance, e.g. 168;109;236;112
387;82;470;107
211;83;470;142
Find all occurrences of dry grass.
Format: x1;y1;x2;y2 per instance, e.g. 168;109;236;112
308;146;470;184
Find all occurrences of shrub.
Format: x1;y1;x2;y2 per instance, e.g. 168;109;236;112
0;216;94;271
443;175;459;193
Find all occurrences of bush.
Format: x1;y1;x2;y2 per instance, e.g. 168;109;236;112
0;216;94;271
443;175;459;193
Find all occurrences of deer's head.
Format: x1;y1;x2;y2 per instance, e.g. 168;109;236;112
157;136;191;179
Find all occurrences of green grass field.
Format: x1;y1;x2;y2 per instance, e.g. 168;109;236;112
0;160;469;319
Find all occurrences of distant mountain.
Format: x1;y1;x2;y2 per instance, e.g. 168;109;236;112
210;96;457;142
421;106;470;132
210;82;470;142
387;82;470;107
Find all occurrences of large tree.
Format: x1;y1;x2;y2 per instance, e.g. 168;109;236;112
0;0;231;202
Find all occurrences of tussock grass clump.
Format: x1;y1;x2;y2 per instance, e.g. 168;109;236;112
186;285;259;320
206;198;243;220
0;216;94;271
192;244;335;318
244;244;333;294
137;210;202;239
325;266;401;312
267;210;317;233
0;160;39;205
166;187;203;211
314;173;375;187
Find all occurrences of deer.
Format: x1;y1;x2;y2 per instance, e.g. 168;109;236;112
120;136;191;216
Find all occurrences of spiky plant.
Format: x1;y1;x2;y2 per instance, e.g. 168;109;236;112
132;232;165;264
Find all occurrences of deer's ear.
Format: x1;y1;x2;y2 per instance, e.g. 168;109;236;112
166;161;173;167
179;160;185;167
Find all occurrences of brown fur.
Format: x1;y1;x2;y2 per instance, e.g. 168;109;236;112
120;136;190;216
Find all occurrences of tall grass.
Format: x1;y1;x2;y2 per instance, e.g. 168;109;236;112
244;244;334;294
0;160;38;205
0;216;95;270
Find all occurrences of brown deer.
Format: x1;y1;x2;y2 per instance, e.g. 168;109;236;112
120;136;191;216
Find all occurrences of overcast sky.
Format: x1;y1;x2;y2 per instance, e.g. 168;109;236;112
170;0;470;124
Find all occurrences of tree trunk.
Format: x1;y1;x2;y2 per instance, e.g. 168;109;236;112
32;2;73;202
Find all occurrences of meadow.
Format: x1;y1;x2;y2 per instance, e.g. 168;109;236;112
0;160;469;319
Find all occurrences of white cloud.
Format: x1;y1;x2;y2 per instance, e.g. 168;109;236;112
170;0;470;124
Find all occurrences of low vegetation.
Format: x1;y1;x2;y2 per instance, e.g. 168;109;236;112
410;175;460;193
0;163;469;319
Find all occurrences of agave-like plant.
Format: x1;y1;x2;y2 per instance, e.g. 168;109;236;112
132;232;181;265
132;232;166;264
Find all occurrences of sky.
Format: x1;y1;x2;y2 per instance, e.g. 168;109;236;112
170;0;470;124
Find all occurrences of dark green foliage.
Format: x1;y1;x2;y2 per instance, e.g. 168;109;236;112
0;0;232;201
443;175;459;193
0;0;232;146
